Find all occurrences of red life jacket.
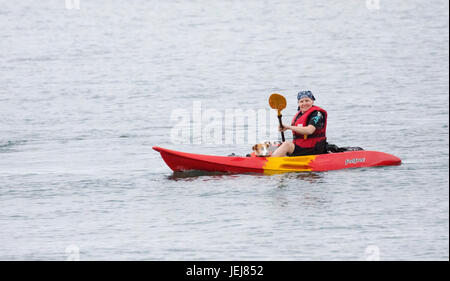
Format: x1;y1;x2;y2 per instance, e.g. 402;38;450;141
291;106;327;148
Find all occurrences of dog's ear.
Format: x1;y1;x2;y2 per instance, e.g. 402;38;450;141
264;141;271;145
252;145;257;151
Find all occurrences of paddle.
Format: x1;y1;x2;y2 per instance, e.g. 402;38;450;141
269;93;287;142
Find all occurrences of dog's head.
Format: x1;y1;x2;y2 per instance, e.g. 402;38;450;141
252;141;282;157
252;143;271;157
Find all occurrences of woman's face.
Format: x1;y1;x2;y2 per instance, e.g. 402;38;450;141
298;97;314;113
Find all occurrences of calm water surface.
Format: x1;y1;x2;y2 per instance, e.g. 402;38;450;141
0;0;448;260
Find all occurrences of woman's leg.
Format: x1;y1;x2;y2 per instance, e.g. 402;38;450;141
271;141;295;157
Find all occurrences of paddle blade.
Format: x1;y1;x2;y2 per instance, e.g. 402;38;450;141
269;93;287;111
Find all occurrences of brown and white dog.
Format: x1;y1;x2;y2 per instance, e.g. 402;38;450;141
251;141;282;157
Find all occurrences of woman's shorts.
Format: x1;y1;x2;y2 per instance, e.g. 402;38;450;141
289;140;327;156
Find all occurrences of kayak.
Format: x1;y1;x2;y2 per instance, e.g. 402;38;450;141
153;146;401;174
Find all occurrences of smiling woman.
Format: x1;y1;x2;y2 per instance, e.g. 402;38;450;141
271;90;328;157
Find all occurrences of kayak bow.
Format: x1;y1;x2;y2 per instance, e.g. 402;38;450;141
153;146;401;174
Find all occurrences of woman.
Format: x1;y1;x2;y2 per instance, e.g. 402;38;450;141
271;90;327;157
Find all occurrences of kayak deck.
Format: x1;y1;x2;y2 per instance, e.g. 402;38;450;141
153;146;401;174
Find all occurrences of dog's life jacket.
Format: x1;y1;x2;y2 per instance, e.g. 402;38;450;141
291;106;327;148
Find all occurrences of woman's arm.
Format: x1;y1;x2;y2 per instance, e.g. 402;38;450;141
280;124;316;135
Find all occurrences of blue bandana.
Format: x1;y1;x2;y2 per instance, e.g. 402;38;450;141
297;90;315;101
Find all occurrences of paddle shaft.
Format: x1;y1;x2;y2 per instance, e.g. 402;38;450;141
277;113;285;142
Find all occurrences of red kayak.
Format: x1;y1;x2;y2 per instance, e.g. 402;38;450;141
153;146;401;174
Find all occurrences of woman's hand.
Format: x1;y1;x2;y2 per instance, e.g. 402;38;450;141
278;124;290;132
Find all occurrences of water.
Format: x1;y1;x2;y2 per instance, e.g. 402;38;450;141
0;0;448;260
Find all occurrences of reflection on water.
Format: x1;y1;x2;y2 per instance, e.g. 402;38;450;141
270;172;328;208
167;169;328;209
167;169;324;183
167;170;240;181
275;172;323;186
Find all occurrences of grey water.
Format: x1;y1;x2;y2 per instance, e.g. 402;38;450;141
0;0;448;260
